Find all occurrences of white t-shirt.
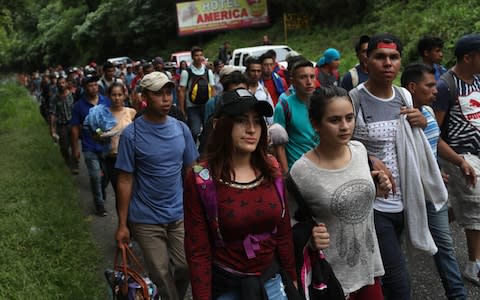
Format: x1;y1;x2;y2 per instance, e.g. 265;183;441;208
179;64;215;108
250;82;274;125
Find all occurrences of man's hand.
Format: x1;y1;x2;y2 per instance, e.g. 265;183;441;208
400;107;427;128
459;159;477;188
311;223;330;250
115;224;130;247
370;156;396;194
372;170;392;198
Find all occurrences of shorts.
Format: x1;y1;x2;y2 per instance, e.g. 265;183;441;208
441;153;480;230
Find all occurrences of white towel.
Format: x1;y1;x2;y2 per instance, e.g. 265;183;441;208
395;87;448;255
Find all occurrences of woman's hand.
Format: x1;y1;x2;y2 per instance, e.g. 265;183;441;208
311;223;330;250
372;170;392;198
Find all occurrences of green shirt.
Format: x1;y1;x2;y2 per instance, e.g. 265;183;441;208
273;93;319;169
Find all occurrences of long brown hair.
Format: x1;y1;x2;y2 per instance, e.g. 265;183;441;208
204;114;277;182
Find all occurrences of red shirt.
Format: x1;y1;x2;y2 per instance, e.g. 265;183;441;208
262;76;287;107
184;170;296;300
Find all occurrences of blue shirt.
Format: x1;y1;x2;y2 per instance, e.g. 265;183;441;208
433;64;447;81
70;94;111;153
274;93;319;169
421;106;440;157
125;72;135;87
203;94;221;126
115;116;199;224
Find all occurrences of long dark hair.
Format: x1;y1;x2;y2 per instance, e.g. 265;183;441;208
204;114;276;183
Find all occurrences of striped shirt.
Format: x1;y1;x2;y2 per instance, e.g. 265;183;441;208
433;73;480;154
421;106;440;157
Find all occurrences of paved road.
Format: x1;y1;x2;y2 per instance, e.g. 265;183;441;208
74;157;479;299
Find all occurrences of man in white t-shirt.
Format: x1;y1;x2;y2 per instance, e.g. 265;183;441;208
349;33;427;300
178;46;216;143
245;56;274;124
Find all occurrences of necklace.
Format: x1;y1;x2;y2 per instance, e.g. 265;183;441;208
218;176;264;189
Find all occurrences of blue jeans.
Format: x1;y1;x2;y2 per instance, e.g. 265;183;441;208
187;106;205;143
427;202;466;300
217;273;287;300
374;210;411;300
83;151;108;207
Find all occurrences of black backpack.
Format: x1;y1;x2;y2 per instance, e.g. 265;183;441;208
438;70;458;140
187;67;212;105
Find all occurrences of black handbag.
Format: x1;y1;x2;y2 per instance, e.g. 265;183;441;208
286;175;345;300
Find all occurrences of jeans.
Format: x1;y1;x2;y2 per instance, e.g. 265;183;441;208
217;273;287;300
104;155;118;194
130;221;189;300
187;106;205;143
426;202;467;300
374;210;411;300
83;151;108;207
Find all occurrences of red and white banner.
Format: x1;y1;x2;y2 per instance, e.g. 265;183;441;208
176;0;269;36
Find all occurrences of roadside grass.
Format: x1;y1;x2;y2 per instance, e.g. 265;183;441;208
0;81;104;299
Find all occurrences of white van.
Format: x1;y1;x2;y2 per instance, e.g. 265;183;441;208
229;45;293;71
170;51;193;68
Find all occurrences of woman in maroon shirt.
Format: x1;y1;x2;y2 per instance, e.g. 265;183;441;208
184;88;297;300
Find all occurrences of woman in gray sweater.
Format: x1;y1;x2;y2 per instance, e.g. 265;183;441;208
289;86;391;299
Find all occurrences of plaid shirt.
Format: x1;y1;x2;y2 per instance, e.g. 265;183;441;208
49;92;74;125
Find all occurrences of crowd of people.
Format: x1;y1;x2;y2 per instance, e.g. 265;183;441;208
20;32;480;300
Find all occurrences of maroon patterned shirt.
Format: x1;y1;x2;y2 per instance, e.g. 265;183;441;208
184;169;296;300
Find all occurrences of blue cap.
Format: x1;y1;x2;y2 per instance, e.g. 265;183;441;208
454;34;480;58
317;48;341;66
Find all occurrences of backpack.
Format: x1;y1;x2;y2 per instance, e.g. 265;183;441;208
192;160;285;250
187;67;213;105
279;97;291;129
348;65;359;88
349;85;412;120
438;70;458;140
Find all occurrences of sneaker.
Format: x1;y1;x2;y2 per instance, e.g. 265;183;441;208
95;205;107;217
462;261;480;286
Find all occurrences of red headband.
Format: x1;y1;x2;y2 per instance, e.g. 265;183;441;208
376;42;397;50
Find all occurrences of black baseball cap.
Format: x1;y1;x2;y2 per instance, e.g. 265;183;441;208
82;73;99;86
215;88;273;118
454;34;480;58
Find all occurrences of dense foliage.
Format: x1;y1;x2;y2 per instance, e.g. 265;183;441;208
0;0;181;70
0;0;479;71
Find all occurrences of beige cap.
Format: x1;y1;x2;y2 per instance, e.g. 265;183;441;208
219;65;242;79
140;71;174;91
